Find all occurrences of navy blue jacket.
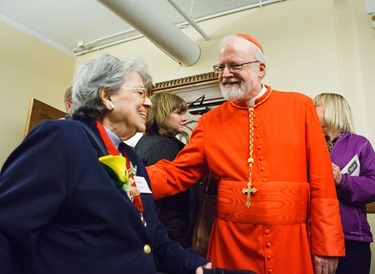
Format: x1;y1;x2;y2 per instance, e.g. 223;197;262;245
0;119;208;274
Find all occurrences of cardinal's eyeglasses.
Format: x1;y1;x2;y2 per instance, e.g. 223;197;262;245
213;61;260;75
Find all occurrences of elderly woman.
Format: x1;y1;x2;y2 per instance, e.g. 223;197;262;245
0;54;209;274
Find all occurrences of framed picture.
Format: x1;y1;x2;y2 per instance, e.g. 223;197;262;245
152;71;224;140
152;71;223;106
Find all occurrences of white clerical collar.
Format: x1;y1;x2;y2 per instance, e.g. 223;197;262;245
245;85;267;106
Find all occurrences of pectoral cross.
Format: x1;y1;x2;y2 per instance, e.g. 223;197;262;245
242;181;257;208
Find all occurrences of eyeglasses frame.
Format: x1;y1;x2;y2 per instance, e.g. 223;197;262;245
213;60;260;75
120;87;149;100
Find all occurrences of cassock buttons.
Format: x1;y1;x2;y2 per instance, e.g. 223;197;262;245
143;244;151;254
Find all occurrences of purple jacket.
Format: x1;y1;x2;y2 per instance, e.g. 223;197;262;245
330;131;375;243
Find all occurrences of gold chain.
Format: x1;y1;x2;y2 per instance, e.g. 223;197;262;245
231;89;272;207
248;107;254;187
241;107;258;207
240;107;257;207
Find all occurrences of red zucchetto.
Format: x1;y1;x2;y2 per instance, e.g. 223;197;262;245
235;33;264;53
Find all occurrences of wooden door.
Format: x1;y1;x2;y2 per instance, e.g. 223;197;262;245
24;98;65;136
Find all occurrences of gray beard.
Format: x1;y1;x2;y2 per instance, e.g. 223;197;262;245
220;83;246;101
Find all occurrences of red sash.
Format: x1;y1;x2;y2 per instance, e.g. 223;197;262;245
216;180;309;225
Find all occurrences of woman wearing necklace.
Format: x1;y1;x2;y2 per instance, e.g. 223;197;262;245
314;93;375;274
0;54;210;274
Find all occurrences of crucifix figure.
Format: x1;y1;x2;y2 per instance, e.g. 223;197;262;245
242;181;257;207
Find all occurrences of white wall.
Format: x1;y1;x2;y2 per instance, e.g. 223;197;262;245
0;21;74;166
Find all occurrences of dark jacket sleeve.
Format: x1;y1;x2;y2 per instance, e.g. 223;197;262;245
126;148;209;274
153;221;208;273
0;121;74;273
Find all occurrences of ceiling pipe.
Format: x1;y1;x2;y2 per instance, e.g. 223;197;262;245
166;0;210;41
76;0;281;56
97;0;201;67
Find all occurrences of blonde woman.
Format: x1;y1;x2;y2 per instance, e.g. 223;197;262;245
135;92;194;248
314;93;375;274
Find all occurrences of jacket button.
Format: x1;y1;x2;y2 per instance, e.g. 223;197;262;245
143;244;151;254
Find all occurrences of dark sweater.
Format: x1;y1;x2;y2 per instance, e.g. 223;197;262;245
135;134;194;248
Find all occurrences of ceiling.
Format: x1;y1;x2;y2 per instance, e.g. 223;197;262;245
0;0;282;58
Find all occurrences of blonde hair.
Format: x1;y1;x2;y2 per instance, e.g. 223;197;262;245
146;92;187;136
313;93;354;133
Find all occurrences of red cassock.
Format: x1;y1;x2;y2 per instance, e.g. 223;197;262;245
147;85;345;274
